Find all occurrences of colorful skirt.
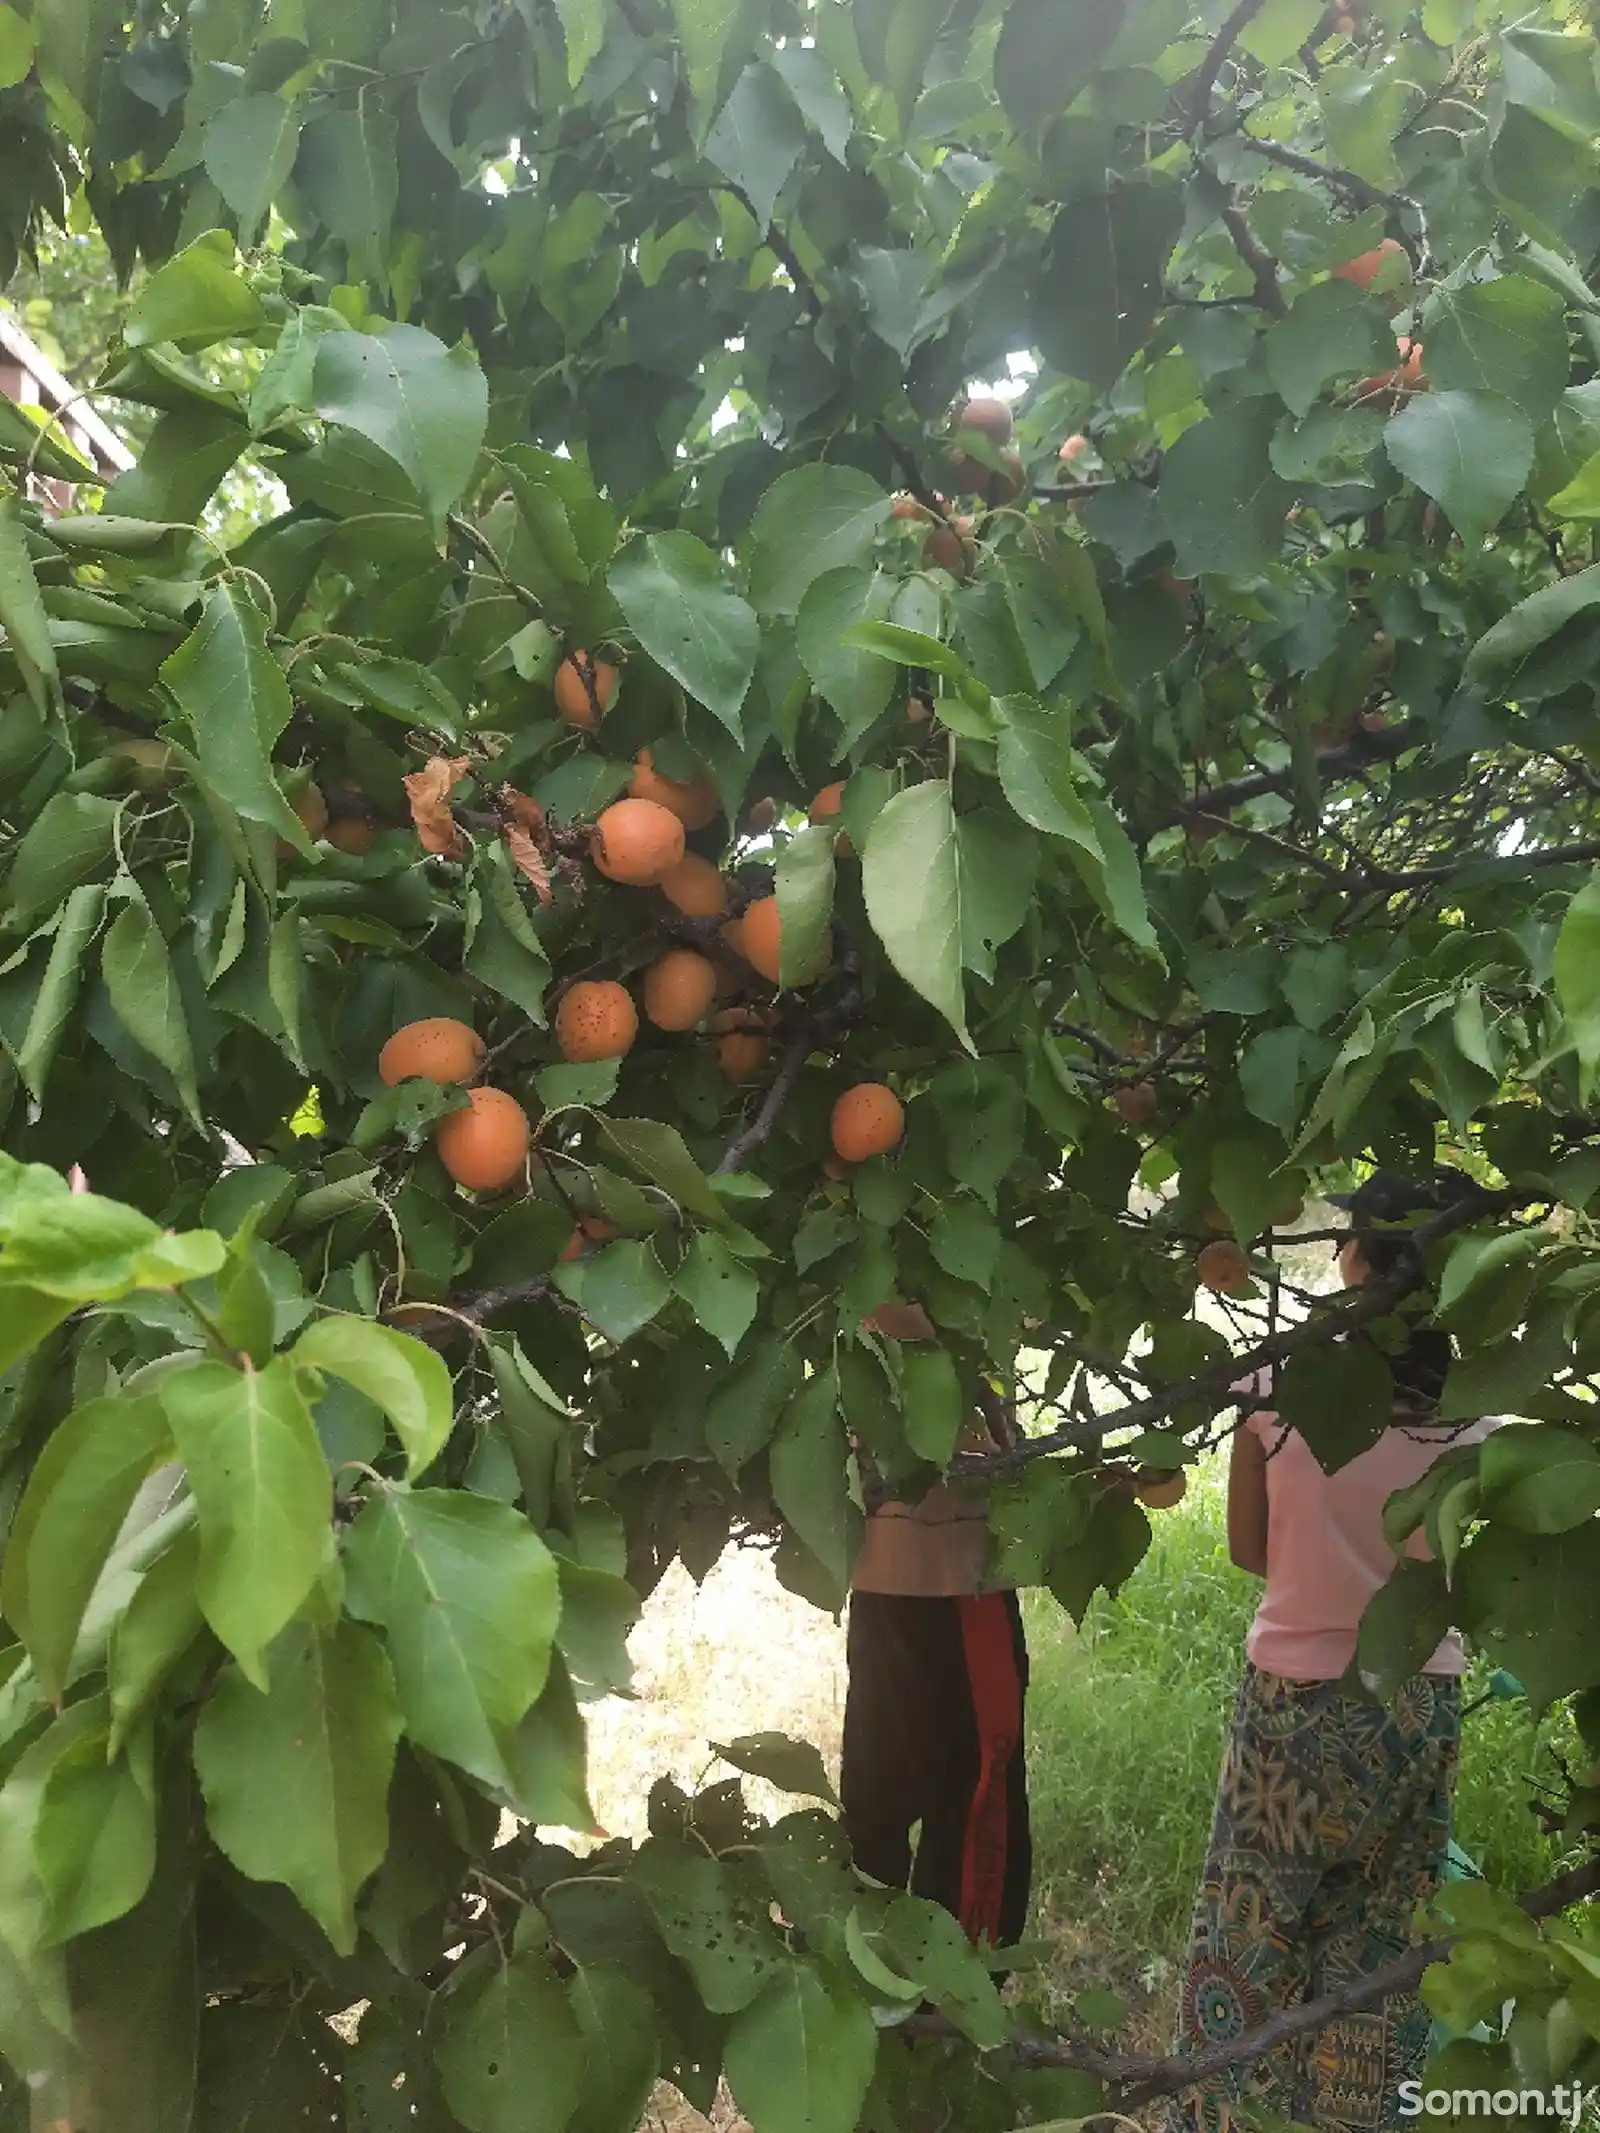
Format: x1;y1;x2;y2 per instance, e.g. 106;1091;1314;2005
1169;1663;1461;2132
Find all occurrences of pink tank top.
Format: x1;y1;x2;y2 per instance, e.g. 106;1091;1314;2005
1245;1407;1496;1681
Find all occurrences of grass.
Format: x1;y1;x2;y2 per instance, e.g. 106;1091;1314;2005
594;1463;1576;2125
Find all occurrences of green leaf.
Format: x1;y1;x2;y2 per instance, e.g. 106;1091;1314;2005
34;1698;155;1945
438;1950;586;2133
203;93;301;244
795;567;897;741
609;531;758;738
570;1964;661;2133
465;843;552;1027
161;1358;331;1688
531;192;625;344
670;0;746;135
343;1487;560;1792
1276;1338;1396;1473
1264;282;1396;419
505;1656;598;1832
0;6;36;90
108;1529;204;1755
712;1732;839;1807
995;0;1125;130
292;1316;454;1479
1456;1522;1600;1710
1480;1424;1600;1534
862;782;971;1050
2;1392;171;1702
879;1892;1006;2045
5;792;117;931
1355;1558;1454;1704
1425;275;1571;420
102;896;203;1128
776;823;836;987
160;584;312;856
724;1957;878;2133
770;1368;858;1600
1464;562;1600;688
704;61;808;229
957;811;1036;982
193;1615;402;1954
1036;185;1184;389
1159;403;1296;577
599;1116;732;1227
123;230;268;351
296;93;399;291
566;1239;672;1343
930;1193;1001;1291
250;306;350;433
314;324;488;538
635;1838;788;2012
673;1233;759;1357
1384;389;1534;547
749;465;892;617
899;1345;963;1466
17;882;106;1105
554;0;605;81
0;489;61;716
101;405;248;523
707;1333;801;1478
1555;872;1600;1099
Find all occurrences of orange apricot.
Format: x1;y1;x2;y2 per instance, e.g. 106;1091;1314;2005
1333;236;1404;292
659;852;729;918
592;797;686;886
630;749;719;831
1198;1238;1252;1294
1113;1081;1158;1128
327;814;376;855
1135;1468;1189;1511
555;980;638;1063
643;949;718;1031
924;516;976;579
738;896;783;984
831;1083;905;1163
378;1018;485;1088
436;1087;531;1191
554;651;617;728
1059;433;1088;464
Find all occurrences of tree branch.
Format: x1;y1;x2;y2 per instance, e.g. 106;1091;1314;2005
1189;0;1270;124
717;1034;810;1173
1238;130;1408;210
1155;717;1424;830
1221;201;1287;314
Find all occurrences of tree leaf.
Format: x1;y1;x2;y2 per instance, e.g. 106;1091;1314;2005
101;405;248;523
795;567;896;742
724;1957;878;2133
0;6;36;91
712;1732;838;1806
108;1529;204;1756
1355;1558;1455;1704
570;1964;661;2133
553;0;605;82
769;1367;858;1600
1480;1423;1600;1534
193;1616;402;1954
0;488;60;716
958;810;1036;983
1554;871;1600;1098
504;1655;598;1832
673;1233;759;1358
296;93;399;292
314;323;488;538
776;824;836;987
342;1487;560;1792
1384;389;1534;547
609;531;758;737
16;882;106;1105
553;1555;638;1700
1;1392;171;1703
1159;403;1296;576
292;1316;454;1479
437;1950;586;2133
160;585;312;856
1276;1338;1396;1473
599;1116;733;1227
1036;185;1184;389
160;1358;331;1688
749;466;892;617
102;896;203;1129
669;0;746;136
995;0;1126;130
249;305;350;433
1425;274;1571;420
5;792;117;931
566;1239;672;1344
1264;281;1396;418
122;230;267;351
634;1838;788;2013
861;782;971;1050
704;61;808;230
34;1699;155;1945
202;93;301;245
898;1345;963;1466
1464;561;1600;689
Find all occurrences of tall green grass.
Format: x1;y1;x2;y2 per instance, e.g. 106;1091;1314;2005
1022;1460;1574;2029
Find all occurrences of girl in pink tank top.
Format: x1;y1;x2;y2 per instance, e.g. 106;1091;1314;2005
1170;1170;1491;2133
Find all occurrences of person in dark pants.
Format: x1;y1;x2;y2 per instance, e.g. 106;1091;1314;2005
840;1302;1031;1951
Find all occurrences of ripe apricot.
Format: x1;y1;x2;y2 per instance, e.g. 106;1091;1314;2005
1359;708;1390;735
1353;340;1426;406
643;948;718;1031
630;749;719;831
659;851;729;918
988;449;1027;505
436;1087;531;1191
907;697;932;725
891;495;934;523
744;795;777;837
712;1008;771;1083
554;651;618;728
379;1017;485;1088
1198;1238;1252;1294
592;797;686;886
924;516;976;578
1059;433;1088;464
1333;236;1404;292
739;896;783;984
831;1083;905;1163
555;980;638;1063
1114;1081;1158;1127
955;396;1013;447
1135;1468;1189;1511
811;782;845;824
558;1215;617;1262
328;815;376;855
294;781;329;840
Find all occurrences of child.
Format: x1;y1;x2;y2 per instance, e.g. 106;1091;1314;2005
840;1302;1032;1951
1170;1169;1494;2132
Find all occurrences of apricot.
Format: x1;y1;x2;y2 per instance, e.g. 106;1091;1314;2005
328;815;376;855
712;1009;771;1083
907;697;932;725
294;780;329;840
924;516;976;578
1333;236;1404;292
592;797;686;886
1135;1468;1189;1511
1359;708;1390;735
555;980;638;1063
809;780;854;854
1353;340;1426;407
738;896;783;984
831;1083;905;1163
891;495;934;523
1200;1204;1231;1235
1059;433;1088;464
659;852;729;918
436;1087;531;1191
630;749;719;832
378;1017;486;1088
744;795;777;837
559;1215;617;1262
1114;1081;1158;1128
955;396;1013;446
987;449;1027;505
643;948;718;1031
554;651;617;728
1198;1238;1252;1294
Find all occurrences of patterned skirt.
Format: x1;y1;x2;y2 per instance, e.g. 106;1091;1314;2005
1168;1663;1461;2133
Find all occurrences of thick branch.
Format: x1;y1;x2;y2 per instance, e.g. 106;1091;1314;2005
1238;130;1408;210
1220;202;1287;314
717;1034;810;1173
1189;0;1270;124
1155;717;1424;830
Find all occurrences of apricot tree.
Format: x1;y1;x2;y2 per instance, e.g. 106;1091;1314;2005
0;0;1598;2126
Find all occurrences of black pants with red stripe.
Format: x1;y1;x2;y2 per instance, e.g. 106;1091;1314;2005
840;1590;1031;1950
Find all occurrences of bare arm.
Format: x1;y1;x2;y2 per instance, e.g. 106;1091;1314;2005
1228;1425;1269;1575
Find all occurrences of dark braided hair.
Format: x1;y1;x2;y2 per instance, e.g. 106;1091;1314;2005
1331;1168;1479;1415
